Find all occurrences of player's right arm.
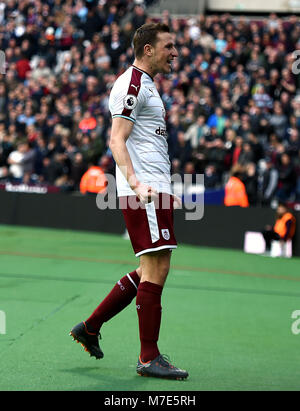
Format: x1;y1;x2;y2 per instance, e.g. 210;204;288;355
109;116;157;203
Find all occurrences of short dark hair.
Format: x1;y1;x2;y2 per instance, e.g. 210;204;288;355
133;23;170;59
278;201;288;209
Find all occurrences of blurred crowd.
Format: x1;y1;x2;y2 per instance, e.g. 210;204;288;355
0;0;299;205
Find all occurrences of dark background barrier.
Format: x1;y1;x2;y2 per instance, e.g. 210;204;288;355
0;190;125;235
0;190;299;256
174;205;300;256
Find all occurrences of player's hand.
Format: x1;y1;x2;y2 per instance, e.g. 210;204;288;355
173;194;182;209
133;182;158;204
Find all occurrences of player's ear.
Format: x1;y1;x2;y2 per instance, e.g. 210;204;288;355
144;44;153;57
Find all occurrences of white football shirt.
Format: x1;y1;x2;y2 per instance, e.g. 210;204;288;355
109;65;172;197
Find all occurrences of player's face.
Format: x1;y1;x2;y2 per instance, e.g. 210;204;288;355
151;32;178;75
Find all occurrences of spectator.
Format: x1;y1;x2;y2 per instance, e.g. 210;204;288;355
244;162;258;206
78;111;97;133
268;102;288;139
184;115;210;149
0;83;7;121
16;53;31;80
280;67;296;96
286;128;300;159
69;152;88;191
41;153;69;187
207;106;227;136
276;152;297;201
265;133;285;164
108;32;125;70
257;157;279;206
131;5;147;30
204;164;220;189
238;141;255;165
167;114;184;162
30;58;52;80
171;131;192;176
253;85;273;111
214;31;227;54
7;141;35;181
205;135;226;174
232;135;243;165
199;28;215;51
247;132;264;163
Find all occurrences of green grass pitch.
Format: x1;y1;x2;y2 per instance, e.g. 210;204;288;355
0;224;300;391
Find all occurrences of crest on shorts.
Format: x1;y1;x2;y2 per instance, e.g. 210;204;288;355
123;94;137;110
161;229;170;241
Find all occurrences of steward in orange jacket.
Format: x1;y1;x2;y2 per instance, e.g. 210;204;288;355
79;166;107;194
262;203;296;251
224;165;249;207
273;208;296;241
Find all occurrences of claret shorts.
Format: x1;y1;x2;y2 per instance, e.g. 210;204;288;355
119;193;177;257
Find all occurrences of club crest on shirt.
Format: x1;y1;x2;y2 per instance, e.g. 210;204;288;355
123;94;137;110
161;229;170;240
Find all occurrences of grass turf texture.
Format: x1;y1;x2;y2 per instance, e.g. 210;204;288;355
0;224;300;391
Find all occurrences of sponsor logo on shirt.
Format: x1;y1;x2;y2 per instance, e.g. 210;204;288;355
155;127;167;137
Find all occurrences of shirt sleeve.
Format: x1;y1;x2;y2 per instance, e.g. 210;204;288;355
109;79;146;124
